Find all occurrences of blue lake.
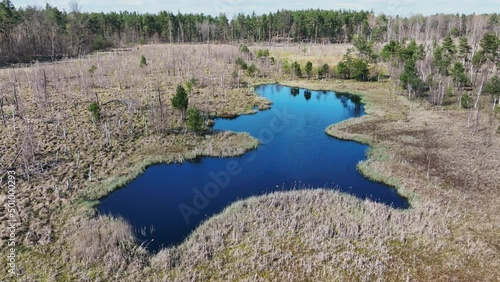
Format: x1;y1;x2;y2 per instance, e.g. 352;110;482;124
98;84;409;252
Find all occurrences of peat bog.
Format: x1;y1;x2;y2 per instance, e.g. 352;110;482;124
98;84;408;252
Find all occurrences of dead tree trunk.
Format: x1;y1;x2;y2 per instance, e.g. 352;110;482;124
157;87;165;132
0;97;6;127
473;73;488;132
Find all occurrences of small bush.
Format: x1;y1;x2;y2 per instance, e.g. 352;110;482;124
239;44;249;53
256;49;270;59
460;94;472;108
247;63;257;76
305;61;313;78
88;65;97;76
88;102;101;121
282;60;291;74
292;62;302;77
235;57;248;70
317;63;330;79
140;55;147;68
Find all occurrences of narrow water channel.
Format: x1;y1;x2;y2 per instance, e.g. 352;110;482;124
98;84;409;252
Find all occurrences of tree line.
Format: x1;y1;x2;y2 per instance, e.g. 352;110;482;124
1;0;498;62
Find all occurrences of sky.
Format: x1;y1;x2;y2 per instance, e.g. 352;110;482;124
11;0;500;17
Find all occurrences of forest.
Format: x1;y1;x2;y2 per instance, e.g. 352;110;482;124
0;0;499;61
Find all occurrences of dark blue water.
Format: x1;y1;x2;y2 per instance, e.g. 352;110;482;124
98;84;408;252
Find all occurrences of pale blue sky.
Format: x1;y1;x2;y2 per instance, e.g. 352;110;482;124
11;0;500;17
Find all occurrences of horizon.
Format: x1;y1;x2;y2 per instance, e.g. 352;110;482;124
10;0;500;17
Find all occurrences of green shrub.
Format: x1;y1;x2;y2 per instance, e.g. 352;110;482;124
247;63;257;76
239;44;249;53
186;108;204;133
235;57;248;70
88;102;101;122
460;94;472;108
140;55;147;68
305;61;313;78
292;62;302;77
256;49;270;59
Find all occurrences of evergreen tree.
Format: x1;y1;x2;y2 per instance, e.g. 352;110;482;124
460;93;472;108
247;63;257;76
351;58;369;81
336;49;369;81
450;62;470;88
484;76;500;102
353;35;375;61
480;33;499;62
400;59;424;96
292;62;302;77
317;63;330;79
235;57;248;70
458;37;471;60
171;85;188;119
336;61;350;79
442;35;457;56
399;40;425;62
380;40;401;62
305;61;313;79
186;107;204;133
472;51;487;69
434;45;452;75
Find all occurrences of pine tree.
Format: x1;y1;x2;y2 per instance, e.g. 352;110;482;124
171;85;188;120
450;62;470;88
380;40;401;62
442;35;457;56
458;37;471;60
292;62;302;77
400;59;424;97
480;33;499;62
484;76;500;102
317;63;330;79
433;45;452;75
351;58;369;81
186;108;204;133
305;61;313;79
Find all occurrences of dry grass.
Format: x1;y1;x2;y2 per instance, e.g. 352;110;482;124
150;189;451;281
0;44;263;281
252;44;352;67
0;44;499;281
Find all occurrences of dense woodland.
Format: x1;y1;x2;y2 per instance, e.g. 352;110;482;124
0;0;499;61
